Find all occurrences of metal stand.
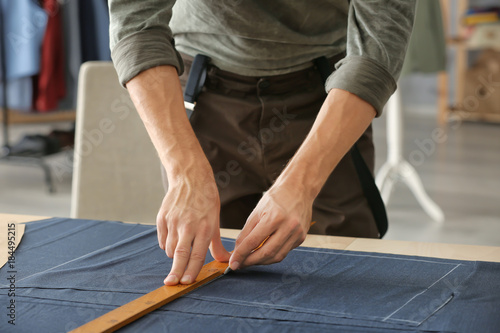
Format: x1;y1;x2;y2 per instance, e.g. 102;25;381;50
0;3;55;193
376;88;445;222
0;3;9;156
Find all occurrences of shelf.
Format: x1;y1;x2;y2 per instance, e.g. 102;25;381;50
0;109;76;124
466;23;500;51
449;108;500;123
446;37;468;46
439;0;500;125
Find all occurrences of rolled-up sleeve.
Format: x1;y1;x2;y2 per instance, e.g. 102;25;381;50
325;1;416;116
108;0;183;87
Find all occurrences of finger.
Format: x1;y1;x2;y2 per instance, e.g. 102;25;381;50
255;232;297;266
235;211;260;247
262;226;307;265
156;212;167;251
180;235;211;284
165;229;178;259
257;244;294;266
240;224;294;267
164;235;193;285
209;227;231;262
229;215;275;270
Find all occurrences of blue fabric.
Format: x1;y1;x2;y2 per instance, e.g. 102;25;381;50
0;217;499;333
0;0;47;110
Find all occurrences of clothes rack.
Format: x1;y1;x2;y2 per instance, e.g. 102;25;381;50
0;3;56;193
0;2;8;154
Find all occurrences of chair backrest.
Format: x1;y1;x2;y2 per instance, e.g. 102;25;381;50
71;61;164;224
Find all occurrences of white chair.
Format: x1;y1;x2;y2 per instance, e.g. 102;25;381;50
71;62;164;224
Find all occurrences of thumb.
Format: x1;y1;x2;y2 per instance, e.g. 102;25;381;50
209;228;231;262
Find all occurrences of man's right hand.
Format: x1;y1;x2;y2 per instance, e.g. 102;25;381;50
126;65;230;285
157;174;230;285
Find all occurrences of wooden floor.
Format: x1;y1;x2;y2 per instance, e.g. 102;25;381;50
1;113;499;246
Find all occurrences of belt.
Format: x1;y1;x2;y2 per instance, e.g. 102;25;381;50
183;54;388;238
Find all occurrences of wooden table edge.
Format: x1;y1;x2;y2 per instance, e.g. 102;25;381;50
2;213;499;262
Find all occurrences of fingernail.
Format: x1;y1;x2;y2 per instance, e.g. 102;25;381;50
164;275;178;284
180;275;192;284
230;261;239;271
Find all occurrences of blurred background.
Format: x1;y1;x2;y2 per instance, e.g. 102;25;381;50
1;0;499;246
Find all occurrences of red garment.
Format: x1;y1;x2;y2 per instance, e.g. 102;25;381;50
34;0;66;112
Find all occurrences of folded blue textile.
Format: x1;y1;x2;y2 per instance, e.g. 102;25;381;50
0;218;499;332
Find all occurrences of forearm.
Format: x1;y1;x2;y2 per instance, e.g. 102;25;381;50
229;89;375;269
274;88;376;199
126;65;228;285
109;0;183;87
125;65;213;184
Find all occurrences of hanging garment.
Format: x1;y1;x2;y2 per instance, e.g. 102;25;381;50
92;0;112;61
34;0;66;112
0;0;47;110
400;0;447;76
79;0;111;62
57;0;82;110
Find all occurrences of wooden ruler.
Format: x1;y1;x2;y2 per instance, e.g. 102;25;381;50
71;223;315;332
70;260;229;333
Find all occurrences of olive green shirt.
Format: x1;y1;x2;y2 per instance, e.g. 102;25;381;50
109;0;416;115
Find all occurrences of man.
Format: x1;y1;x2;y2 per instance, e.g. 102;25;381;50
109;0;416;286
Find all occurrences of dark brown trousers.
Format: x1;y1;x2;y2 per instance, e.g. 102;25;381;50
164;54;379;238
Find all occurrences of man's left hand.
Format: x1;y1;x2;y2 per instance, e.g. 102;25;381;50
229;182;313;270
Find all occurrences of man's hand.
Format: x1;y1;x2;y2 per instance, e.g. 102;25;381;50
126;65;230;285
229;182;313;270
157;176;230;285
229;88;376;270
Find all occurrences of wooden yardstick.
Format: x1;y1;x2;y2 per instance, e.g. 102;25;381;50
70;260;229;333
